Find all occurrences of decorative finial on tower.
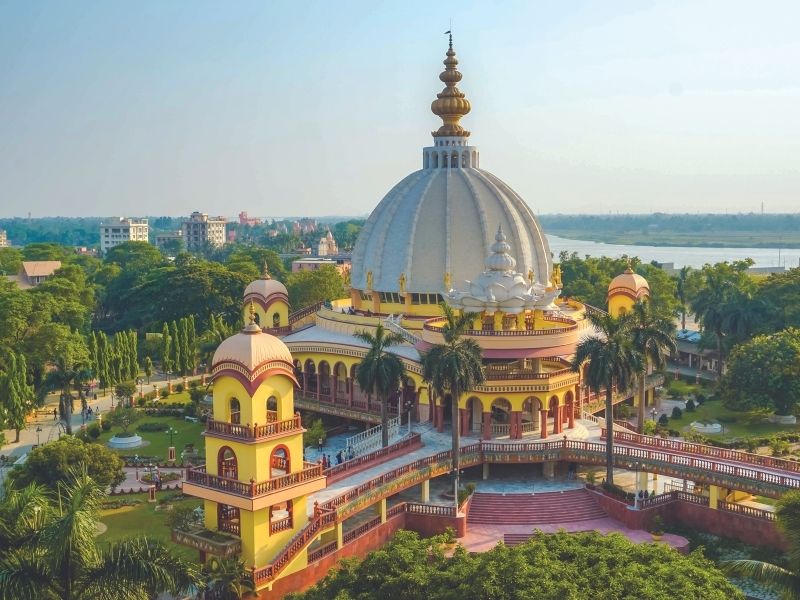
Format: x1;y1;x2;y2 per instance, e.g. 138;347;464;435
262;261;271;280
244;301;260;332
431;33;471;138
485;224;517;272
624;258;634;274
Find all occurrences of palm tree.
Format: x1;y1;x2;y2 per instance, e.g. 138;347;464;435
0;467;201;600
421;303;484;507
630;300;676;433
572;312;641;486
201;556;256;599
40;357;92;435
723;490;800;598
353;325;406;447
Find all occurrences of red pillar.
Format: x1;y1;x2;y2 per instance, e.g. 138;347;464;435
510;411;522;439
435;405;444;433
540;409;549;439
554;406;563;434
459;408;470;436
482;411;492;440
568;403;575;429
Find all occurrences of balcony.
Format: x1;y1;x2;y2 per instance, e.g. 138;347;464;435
183;463;326;511
171;527;242;558
205;415;302;443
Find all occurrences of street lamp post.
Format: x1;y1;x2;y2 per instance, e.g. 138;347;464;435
166;427;178;462
634;461;640;510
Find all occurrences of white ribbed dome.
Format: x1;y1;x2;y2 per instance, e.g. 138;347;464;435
351;168;552;294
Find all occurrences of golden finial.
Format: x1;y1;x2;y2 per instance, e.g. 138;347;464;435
262;261;271;280
431;34;471;138
443;271;452;290
624;258;634;274
366;270;373;290
398;272;406;293
249;301;256;324
553;265;563;288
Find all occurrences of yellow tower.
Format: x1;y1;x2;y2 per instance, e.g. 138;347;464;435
183;308;326;581
606;263;650;317
243;263;290;330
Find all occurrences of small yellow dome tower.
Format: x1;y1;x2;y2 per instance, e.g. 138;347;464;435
244;263;290;330
182;307;326;584
607;263;649;317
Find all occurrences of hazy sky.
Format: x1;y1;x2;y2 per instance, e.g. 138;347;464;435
1;1;798;218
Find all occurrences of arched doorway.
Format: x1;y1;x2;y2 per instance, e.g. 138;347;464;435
334;362;348;403
304;359;317;396
564;390;575;429
522;397;542;435
218;447;237;479
229;398;241;425
270;445;289;477
272;312;280;328
217;503;240;535
318;361;331;399
490;398;511;438
350;363;366;409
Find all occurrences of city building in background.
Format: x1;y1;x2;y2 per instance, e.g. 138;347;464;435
0;229;8;247
181;212;227;250
154;230;183;252
6;260;62;289
99;217;149;254
291;256;352;276
316;229;339;256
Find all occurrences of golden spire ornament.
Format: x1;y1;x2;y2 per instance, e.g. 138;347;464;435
431;33;471;138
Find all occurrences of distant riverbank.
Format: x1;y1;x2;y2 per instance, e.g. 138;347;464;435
543;229;800;249
546;235;800;270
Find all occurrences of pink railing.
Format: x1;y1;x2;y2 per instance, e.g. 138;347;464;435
289;301;324;324
605;429;800;473
270;516;293;535
205;415;301;441
324;434;422;480
387;502;407;518
186;463;323;499
307;541;338;563
405;502;456;517
719;500;776;521
342;516;382;545
424;319;577;337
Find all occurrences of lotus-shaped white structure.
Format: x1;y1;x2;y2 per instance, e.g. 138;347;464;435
445;226;560;314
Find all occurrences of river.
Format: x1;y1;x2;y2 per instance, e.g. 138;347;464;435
545;235;800;270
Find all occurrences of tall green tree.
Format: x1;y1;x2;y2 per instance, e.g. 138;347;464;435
675;266;691;331
96;331;111;392
353;325;406;448
160;323;173;374
143;356;153;384
170;321;182;377
178;319;190;376
724;490;800;598
629;301;676;433
41;355;91;436
572;312;641;485
127;330;139;381
420;303;485;506
201;557;256;600
0;353;35;443
186;315;197;374
87;331;98;377
0;467;200;600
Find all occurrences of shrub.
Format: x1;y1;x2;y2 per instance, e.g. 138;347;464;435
136;397;146;407
160;388;170;399
137;422;170;433
101;419;112;431
184;403;197;417
458;483;477;507
643;420;657;435
649;515;665;536
141;471;181;483
175;383;184;393
166;503;200;531
86;423;101;440
744;438;759;453
671;406;683;420
303;417;326;447
658;414;669;427
685;399;696;412
189;380;199;389
770;439;790;457
696;393;706;405
189;388;205;404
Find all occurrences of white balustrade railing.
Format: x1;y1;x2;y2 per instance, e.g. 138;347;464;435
345;416;402;457
383;315;421;345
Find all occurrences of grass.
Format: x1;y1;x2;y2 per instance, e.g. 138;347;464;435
666;400;800;440
96;414;206;461
97;492;202;562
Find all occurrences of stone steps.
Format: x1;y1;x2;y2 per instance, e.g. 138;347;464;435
467;489;608;525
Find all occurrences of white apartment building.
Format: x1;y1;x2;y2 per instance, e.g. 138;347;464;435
99;217;149;254
181;212;226;250
0;229;8;248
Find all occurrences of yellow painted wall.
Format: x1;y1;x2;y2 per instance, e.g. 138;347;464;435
212;374;296;426
608;294;635;319
243;300;289;329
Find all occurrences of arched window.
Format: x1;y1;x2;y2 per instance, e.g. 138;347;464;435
270;446;290;477
433;153;439;168
266;396;278;422
424;152;430;169
461;152;468;168
230;398;241;425
272;312;280;327
270;499;293;535
253;312;260;325
218;447;238;479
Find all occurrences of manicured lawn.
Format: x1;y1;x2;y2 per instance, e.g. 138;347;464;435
665;400;800;440
96;414;206;462
97;492;202;562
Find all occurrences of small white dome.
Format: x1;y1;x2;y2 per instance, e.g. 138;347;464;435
212;328;294;372
244;278;288;301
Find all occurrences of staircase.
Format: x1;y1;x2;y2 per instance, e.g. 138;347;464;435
467;489;607;526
